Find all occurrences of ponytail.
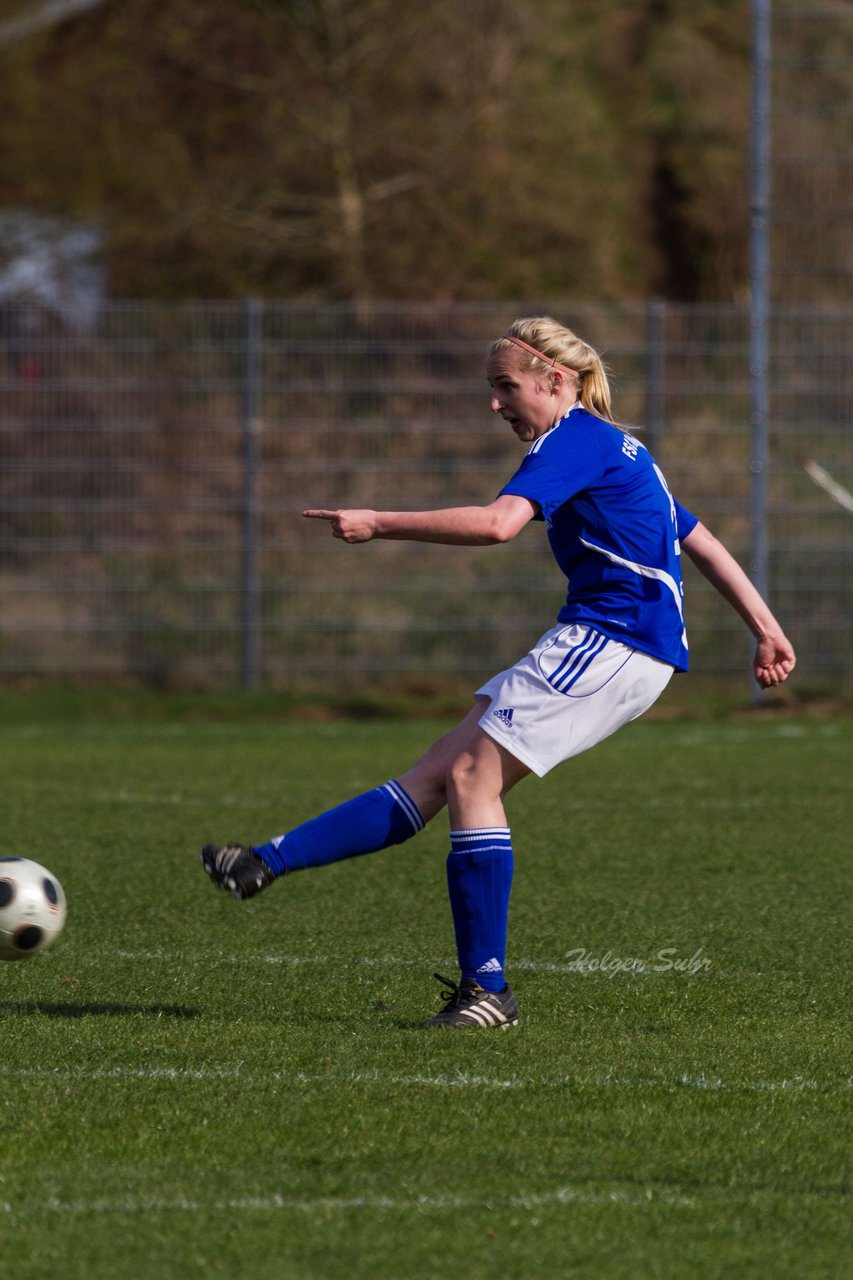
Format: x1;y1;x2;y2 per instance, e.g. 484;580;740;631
491;316;620;427
579;359;614;424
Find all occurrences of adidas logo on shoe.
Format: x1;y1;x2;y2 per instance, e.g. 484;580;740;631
493;707;514;728
199;844;276;900
427;973;519;1029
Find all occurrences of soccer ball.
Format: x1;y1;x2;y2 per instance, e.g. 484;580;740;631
0;858;67;961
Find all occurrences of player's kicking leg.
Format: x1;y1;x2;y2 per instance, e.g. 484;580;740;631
198;703;529;1028
199;843;276;899
198;704;486;899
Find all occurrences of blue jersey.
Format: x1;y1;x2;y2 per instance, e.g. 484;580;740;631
498;406;698;671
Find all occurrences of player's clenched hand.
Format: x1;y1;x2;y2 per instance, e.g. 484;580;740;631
303;508;378;543
753;634;796;688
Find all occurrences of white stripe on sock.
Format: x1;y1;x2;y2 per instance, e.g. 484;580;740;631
449;827;512;851
450;828;511;839
383;781;425;832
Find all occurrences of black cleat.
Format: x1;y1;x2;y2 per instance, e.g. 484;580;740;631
200;844;276;900
427;972;519;1028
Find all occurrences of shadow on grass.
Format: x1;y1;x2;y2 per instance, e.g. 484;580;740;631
0;1001;201;1019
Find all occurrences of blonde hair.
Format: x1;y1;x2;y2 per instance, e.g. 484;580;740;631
490;316;618;426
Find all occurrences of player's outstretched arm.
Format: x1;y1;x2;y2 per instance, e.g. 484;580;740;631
681;520;796;688
303;494;538;546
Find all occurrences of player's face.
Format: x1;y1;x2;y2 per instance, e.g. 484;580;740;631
486;350;560;443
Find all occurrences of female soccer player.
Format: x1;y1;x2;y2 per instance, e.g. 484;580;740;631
200;316;796;1028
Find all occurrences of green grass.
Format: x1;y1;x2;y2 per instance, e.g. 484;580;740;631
0;696;850;1279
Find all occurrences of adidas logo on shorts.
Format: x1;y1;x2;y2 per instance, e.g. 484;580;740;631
493;707;514;728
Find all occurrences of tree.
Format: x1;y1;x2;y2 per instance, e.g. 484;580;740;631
0;0;794;303
0;0;111;49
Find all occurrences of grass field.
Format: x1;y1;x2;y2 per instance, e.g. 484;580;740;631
1;692;850;1280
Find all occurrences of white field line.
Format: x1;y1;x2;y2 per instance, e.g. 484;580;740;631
0;1064;847;1094
4;1183;698;1217
102;948;662;975
101;948;745;979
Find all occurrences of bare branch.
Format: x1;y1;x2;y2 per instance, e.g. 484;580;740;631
0;0;111;49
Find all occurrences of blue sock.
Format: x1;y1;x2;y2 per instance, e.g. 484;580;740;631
446;828;514;993
254;780;425;875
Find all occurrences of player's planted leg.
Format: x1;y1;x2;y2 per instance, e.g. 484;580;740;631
431;728;527;1026
428;828;516;1026
427;973;519;1028
445;828;514;991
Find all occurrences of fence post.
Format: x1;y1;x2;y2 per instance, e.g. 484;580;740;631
750;0;771;699
241;298;262;690
645;298;665;459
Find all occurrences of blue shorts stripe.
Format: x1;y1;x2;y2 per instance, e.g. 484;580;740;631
549;628;608;691
560;632;610;691
546;626;593;688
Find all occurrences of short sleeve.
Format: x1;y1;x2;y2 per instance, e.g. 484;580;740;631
498;428;605;520
675;499;699;542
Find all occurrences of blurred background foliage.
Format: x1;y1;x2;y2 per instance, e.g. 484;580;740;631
0;0;761;302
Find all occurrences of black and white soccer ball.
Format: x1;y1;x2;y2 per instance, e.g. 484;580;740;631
0;858;67;961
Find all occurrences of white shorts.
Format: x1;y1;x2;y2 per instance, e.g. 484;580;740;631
476;623;674;777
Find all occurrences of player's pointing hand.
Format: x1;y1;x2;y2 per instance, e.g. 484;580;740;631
303;509;378;543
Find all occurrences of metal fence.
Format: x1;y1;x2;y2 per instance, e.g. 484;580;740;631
771;2;853;307
0;300;850;690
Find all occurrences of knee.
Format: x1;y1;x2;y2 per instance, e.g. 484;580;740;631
396;751;449;819
447;749;490;804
